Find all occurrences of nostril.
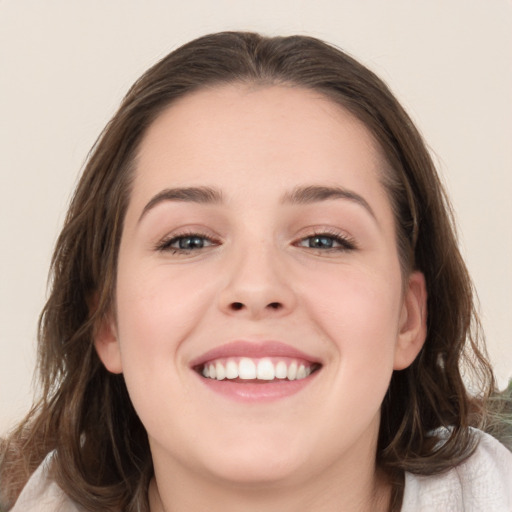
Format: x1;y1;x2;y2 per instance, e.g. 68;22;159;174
231;302;244;311
268;302;282;310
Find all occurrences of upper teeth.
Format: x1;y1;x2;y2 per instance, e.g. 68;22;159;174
201;357;314;381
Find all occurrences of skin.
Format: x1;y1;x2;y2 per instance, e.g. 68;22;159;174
95;84;427;512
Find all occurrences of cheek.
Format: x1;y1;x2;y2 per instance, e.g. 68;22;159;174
305;262;401;325
113;260;220;436
282;266;403;463
114;259;217;373
301;265;402;378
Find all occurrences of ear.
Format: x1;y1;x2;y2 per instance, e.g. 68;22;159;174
94;310;123;374
393;271;427;370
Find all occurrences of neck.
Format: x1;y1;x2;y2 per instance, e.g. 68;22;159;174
148;440;393;512
149;471;392;512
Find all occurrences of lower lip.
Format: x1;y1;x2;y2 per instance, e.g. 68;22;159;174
195;373;319;402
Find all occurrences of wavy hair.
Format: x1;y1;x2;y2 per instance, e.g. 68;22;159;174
0;31;505;511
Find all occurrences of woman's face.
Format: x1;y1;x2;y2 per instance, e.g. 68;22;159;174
96;85;426;487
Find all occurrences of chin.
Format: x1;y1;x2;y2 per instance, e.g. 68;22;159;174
191;428;310;486
201;453;305;487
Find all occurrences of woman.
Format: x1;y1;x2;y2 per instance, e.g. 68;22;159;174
1;31;510;512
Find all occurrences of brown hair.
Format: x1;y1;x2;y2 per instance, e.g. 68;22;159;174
0;31;503;511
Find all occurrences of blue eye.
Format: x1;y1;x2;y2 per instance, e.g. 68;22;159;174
156;233;216;252
305;235;337;249
174;235;208;250
297;233;355;251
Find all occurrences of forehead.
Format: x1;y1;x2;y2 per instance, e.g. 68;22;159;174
131;84;388;208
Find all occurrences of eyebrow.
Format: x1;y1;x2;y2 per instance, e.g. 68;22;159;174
138;186;223;222
138;184;376;223
282;185;376;220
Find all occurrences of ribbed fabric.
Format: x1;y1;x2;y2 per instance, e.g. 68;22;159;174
402;430;512;511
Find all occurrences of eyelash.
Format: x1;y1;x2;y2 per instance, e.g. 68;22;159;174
295;229;356;252
155;231;219;254
155;229;356;254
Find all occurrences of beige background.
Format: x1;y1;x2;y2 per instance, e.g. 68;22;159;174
1;0;511;434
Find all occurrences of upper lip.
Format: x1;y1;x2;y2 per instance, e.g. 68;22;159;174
190;340;322;367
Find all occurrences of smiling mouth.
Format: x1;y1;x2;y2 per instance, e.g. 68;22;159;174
195;357;321;382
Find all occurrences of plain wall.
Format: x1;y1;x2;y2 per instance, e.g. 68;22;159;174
1;0;511;434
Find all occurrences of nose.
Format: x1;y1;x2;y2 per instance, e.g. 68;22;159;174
217;243;297;319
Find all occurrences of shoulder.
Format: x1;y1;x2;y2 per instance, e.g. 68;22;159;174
401;429;512;512
9;452;80;512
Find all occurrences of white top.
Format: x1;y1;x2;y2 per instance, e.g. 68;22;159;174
9;430;512;512
402;430;512;511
